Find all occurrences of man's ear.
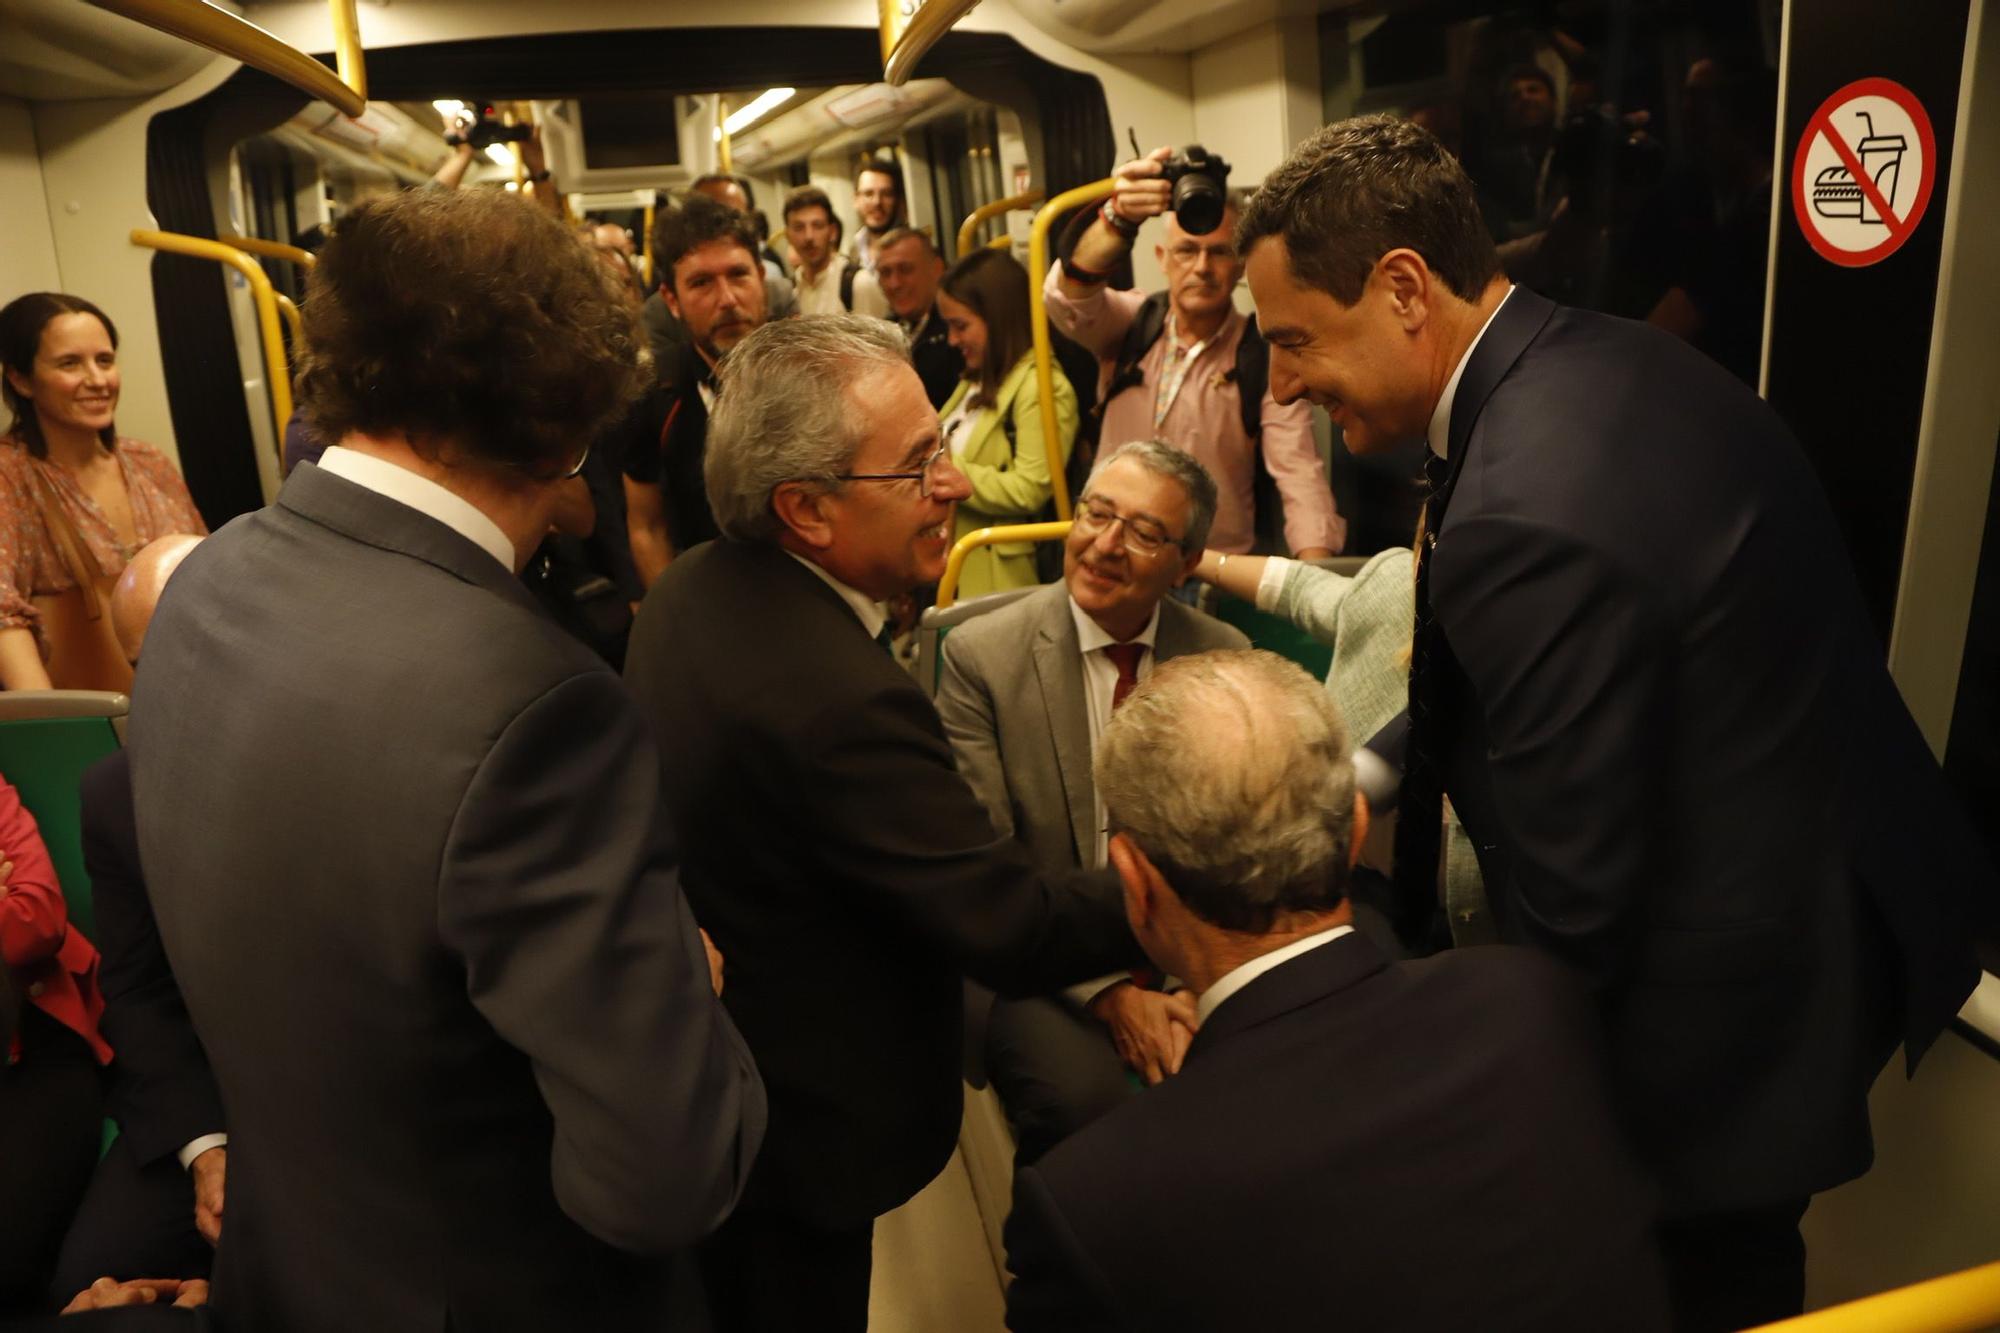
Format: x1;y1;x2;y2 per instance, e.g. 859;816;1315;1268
1107;832;1156;930
1376;249;1432;333
662;284;684;322
1171;545;1202;588
1349;790;1370;869
771;482;835;551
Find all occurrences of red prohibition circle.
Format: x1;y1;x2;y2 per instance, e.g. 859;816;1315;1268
1791;76;1937;268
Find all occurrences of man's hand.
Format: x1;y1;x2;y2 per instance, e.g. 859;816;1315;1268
190;1146;225;1246
699;928;724;997
1106;146;1174;228
62;1277;210;1312
1088;981;1198;1085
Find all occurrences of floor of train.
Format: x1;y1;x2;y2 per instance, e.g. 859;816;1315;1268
870;1144;1007;1332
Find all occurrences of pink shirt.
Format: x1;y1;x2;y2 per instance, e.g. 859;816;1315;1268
1043;263;1345;555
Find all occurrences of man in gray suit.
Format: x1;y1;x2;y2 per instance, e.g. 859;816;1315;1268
128;187;765;1333
937;440;1246;1161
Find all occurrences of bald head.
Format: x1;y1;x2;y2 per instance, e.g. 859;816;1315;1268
112;534;203;663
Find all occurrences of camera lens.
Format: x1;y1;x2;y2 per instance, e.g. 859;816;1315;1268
1173;174;1225;238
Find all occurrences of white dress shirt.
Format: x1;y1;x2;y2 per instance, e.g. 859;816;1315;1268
1426;286;1515;460
1069;598;1160;870
316;446;516;571
1196;923;1356;1024
794;258;890;319
785;551;887;640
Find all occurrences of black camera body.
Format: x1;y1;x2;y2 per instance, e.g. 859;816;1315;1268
445;104;533;151
1159;144;1233;236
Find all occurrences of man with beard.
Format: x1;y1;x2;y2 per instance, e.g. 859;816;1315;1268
849;158;906;274
623;193;769;584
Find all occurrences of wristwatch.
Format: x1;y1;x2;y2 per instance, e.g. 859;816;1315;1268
1099;199;1139;241
528;169;552;184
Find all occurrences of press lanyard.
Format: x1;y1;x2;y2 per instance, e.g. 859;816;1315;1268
1152;311;1211;432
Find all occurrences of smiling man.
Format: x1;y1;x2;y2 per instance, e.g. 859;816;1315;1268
935;440;1246;1163
624;316;1138;1333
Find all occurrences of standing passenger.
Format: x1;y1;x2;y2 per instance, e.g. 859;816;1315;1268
127;187;764;1333
871;227;962;409
783;186;889;319
849;157;907;273
624;316;1137;1333
1239;114;1994;1331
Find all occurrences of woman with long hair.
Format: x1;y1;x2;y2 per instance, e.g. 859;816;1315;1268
934;250;1079;599
0;294;206;692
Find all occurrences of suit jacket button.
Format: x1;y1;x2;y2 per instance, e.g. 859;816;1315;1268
27;981;45;998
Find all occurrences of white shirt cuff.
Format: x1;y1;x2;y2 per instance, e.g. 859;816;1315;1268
179;1133;228;1171
1254;556;1297;612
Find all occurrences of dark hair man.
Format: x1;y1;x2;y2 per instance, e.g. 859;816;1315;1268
126;186;764;1332
870;226;961;408
1238;113;1993;1331
624;316;1139;1333
1048;148;1345;562
690;173;798;319
624;193;770;586
850;157;906;272
1005;650;1670;1333
936;441;1247;1162
782;184;888;319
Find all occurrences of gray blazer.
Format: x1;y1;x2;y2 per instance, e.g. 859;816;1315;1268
128;465;765;1333
937;583;1248;872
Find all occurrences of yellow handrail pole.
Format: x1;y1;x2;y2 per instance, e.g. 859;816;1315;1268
641;201;657;290
327;0;366;102
1027;179;1117;521
84;0;365;118
273;293;305;347
958;190;1042;258
216;234;316;270
130;229;292;447
935;521;1072;609
716;97;732;175
987;235;1013;251
883;0;981;86
1747;1260;2000;1333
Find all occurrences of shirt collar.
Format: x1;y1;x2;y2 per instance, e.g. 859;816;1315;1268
316;445;516;571
1197;922;1355;1025
1069;596;1161;655
785;551;887;639
1425;285;1514;460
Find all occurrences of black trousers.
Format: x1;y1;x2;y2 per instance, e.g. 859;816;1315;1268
50;1132;213;1302
0;1009;104;1317
985;995;1137;1167
1658;1197;1810;1333
697;1207;874;1333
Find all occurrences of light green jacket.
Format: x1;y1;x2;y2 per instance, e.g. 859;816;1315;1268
940;353;1079;600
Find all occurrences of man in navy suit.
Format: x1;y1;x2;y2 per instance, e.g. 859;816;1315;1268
1004;650;1669;1332
1238;114;1992;1330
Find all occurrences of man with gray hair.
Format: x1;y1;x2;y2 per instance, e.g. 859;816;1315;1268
937;440;1246;1162
624;315;1139;1333
1003;648;1670;1332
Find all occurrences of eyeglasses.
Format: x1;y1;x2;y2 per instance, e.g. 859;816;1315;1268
1166;242;1238;266
839;441;953;499
1073;495;1183;557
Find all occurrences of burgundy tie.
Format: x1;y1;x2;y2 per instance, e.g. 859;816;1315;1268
1105;643;1146;710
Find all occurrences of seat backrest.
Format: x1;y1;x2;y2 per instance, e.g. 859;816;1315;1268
916;586;1041;698
0;691;129;945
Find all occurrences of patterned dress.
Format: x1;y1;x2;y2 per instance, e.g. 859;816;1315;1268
0;436;208;660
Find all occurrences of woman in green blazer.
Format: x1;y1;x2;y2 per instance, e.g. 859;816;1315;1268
935;249;1080;600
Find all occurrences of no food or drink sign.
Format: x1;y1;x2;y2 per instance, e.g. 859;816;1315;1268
1790;77;1937;268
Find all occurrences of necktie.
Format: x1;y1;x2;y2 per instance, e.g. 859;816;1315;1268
1391;450;1452;951
875;622;896;656
1104;642;1146;710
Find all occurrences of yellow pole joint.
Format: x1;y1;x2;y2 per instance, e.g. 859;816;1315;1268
958;190;1042;258
935;521;1072;609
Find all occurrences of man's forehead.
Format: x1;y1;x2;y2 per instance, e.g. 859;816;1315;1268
788;206;830;227
677;239;756;275
859;171;897;192
1165;206;1239;247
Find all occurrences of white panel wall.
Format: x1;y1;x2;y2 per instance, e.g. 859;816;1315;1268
1190;16;1322;186
0;98;62;301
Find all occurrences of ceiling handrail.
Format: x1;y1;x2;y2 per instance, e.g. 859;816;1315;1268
882;0;982;86
957;191;1042;259
85;0;366;118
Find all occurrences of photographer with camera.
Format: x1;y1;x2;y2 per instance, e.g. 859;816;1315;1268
1048;145;1343;562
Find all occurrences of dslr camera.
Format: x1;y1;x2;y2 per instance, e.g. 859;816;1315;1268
1159;145;1233;236
445;104;533;152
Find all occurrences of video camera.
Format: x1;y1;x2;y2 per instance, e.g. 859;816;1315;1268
1158;144;1233;237
444;103;533;152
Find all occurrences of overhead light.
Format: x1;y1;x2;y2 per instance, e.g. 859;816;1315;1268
485;144;514;167
724;88;796;136
432;99;465;122
713;127;721;143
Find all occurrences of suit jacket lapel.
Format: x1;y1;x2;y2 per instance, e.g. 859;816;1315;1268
1031;594;1097;867
1434;287;1556;523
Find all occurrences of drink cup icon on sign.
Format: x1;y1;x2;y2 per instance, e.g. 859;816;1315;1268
1811;111;1906;224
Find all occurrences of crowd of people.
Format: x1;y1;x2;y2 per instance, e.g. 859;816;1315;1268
0;94;1991;1333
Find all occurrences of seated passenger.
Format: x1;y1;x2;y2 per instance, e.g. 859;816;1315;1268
936;249;1079;599
0;294;207;692
0;770;111;1317
935;441;1246;1162
1004;650;1671;1333
50;538;220;1303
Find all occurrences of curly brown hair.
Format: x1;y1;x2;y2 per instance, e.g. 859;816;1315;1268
297;187;647;480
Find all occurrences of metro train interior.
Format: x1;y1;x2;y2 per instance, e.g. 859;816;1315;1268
0;0;1996;1326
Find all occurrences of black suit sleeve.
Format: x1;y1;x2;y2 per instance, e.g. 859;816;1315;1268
1432;514;1669;985
1003;1166;1126;1333
438;669;766;1254
803;675;1136;996
84;753;227;1168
